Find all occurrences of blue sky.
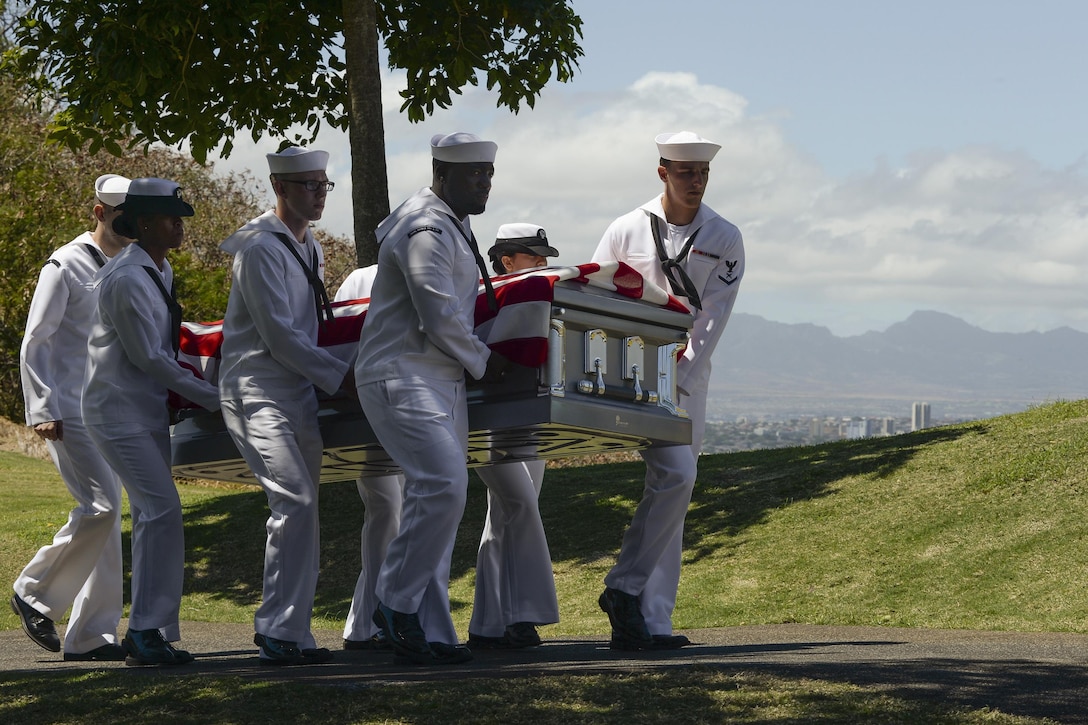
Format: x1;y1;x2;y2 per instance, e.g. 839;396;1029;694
213;0;1088;337
581;1;1085;174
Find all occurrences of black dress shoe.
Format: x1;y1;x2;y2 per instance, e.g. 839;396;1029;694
63;643;127;661
123;629;194;666
598;588;653;648
466;632;508;650
300;647;334;664
467;623;542;650
343;632;390;650
504;622;542;648
428;641;473;665
651;634;691;650
373;604;433;664
254;632;302;666
10;594;60;652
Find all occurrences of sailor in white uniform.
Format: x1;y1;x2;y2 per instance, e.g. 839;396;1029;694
356;132;507;665
591;131;745;650
218;147;349;666
467;223;561;649
339;224;563;652
82;178;221;665
11;175;131;662
335;266;458;652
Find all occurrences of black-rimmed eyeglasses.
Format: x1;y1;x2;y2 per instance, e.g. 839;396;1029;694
278;179;335;192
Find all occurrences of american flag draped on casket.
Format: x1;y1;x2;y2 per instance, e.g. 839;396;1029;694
171;262;694;484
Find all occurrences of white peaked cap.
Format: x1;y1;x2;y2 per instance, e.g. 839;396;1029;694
430;132;498;163
95;174;131;206
492;222;559;257
496;222;548;242
119;177;195;217
266;146;330;174
655;131;721;162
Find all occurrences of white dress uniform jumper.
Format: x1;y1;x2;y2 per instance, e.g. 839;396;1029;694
336;265;560;646
218;209;349;652
335;267;455;644
354;187;493;647
83;242;220;641
15;229;125;656
591;132;745;637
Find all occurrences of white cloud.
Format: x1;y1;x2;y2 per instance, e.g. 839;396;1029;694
209;70;1088;336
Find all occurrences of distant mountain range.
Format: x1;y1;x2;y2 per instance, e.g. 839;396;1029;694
707;311;1088;421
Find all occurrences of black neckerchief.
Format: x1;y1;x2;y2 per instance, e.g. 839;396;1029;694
649;214;703;310
272;232;334;327
82;243;108;268
45;243;107;270
439;212;497;312
140;266;182;357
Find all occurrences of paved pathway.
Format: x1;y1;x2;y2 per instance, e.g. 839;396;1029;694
2;623;1087;723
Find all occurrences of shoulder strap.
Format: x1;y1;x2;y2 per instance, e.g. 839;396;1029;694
42;243;106;271
648;215;703;310
271;232;334;327
140;266;182;357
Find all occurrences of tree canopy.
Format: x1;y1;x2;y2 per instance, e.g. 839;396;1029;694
0;71;357;421
4;0;584;264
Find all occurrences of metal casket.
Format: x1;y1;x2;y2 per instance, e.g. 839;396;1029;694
170;277;693;484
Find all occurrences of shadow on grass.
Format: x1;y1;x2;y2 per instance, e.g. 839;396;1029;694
535;422;991;570
166;478;376;617
173;475;495;618
0;650;1081;723
682;421;991;564
749;656;1088;724
169;422;992;619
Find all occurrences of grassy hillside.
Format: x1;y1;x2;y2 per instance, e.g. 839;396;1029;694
2;403;1082;723
2;399;1086;638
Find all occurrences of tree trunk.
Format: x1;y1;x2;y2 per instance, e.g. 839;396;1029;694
342;0;389;266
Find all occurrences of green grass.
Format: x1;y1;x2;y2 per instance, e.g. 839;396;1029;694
4;400;1087;723
0;669;1045;724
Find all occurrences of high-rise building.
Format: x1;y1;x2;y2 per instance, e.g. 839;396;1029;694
845;418;874;439
911;402;931;432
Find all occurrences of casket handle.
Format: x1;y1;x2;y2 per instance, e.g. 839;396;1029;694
576;377;659;404
577;356;658;404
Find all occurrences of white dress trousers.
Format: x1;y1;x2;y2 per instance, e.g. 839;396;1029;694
342;472;464;644
337;265;464;645
358;376;469;645
469;457;559;637
16;234;124;653
604;387;708;635
14;419;123;652
86;422;183;640
341;473;400;642
220;395;323;648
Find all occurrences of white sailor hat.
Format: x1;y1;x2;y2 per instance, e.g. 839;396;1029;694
489;223;558;258
655;131;721;163
94;174;131;207
430;132;498;164
267;146;330;174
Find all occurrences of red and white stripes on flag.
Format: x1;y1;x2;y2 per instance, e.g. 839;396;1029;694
178;261;686;390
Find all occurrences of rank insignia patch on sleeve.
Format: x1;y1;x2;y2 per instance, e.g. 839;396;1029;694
718;259;739;285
